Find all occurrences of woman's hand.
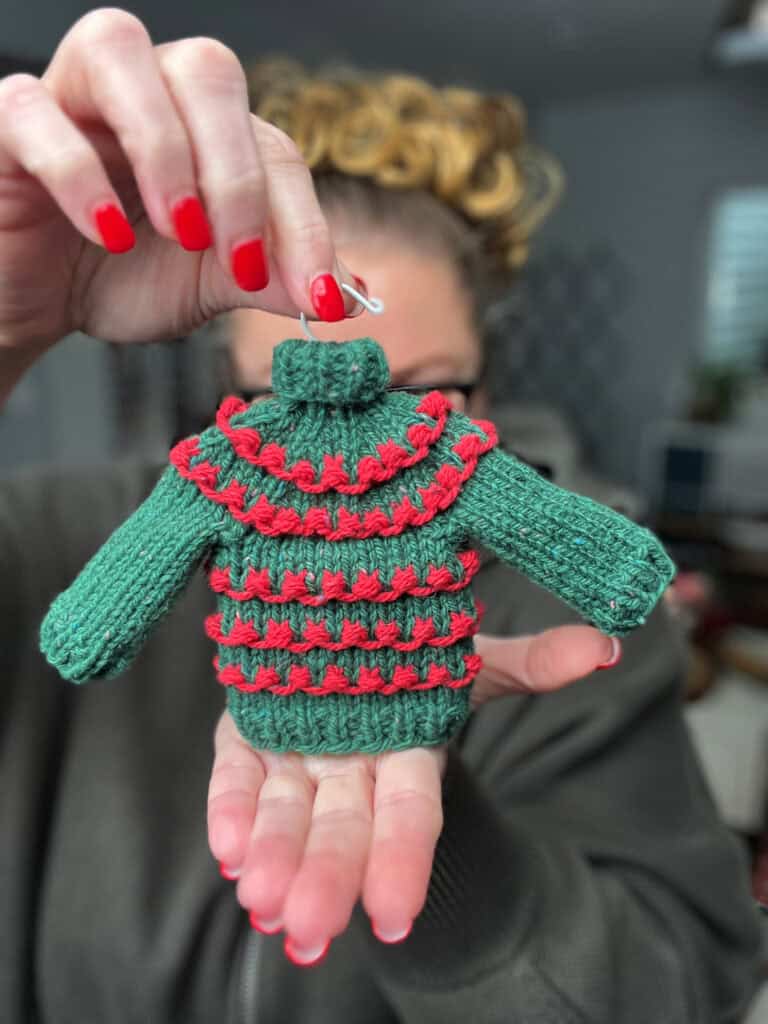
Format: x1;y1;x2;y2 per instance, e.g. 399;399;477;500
0;8;360;358
207;625;621;966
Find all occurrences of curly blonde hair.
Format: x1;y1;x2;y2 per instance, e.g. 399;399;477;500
245;57;564;278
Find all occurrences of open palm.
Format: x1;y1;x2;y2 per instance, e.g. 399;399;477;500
207;624;620;966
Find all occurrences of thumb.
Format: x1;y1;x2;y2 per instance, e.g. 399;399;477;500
472;627;621;705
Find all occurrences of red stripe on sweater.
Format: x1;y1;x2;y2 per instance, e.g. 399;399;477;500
216;390;450;494
205;608;481;652
213;653;483;696
169;423;497;539
208;549;480;605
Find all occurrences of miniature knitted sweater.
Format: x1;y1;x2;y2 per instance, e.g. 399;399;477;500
39;337;675;755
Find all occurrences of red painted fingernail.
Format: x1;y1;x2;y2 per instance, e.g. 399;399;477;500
284;935;331;966
218;861;240;881
231;237;269;291
249;911;282;934
172;195;212;251
93;203;135;253
310;273;345;322
344;274;369;318
372;920;413;944
596;637;622;670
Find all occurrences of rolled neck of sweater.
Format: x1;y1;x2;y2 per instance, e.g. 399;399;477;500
271;337;390;406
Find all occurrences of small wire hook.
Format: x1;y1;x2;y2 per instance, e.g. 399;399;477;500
300;281;385;341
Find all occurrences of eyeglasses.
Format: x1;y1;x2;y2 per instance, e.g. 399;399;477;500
234;380;480;404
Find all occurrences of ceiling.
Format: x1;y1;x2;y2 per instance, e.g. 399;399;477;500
2;0;736;104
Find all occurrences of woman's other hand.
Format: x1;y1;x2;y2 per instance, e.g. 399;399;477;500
0;7;361;361
207;624;620;966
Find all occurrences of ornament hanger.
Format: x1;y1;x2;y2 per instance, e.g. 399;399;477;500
300;281;385;341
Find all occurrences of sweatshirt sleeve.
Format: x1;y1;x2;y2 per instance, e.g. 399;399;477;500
354;576;763;1023
453;444;676;636
39;462;219;683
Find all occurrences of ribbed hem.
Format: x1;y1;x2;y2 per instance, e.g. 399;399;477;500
226;686;472;754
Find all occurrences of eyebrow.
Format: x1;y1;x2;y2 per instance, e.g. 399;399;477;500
233;354;480;397
388;359;471;385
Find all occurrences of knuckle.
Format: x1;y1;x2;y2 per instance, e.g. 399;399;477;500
202;165;265;205
526;637;558;686
255;119;304;166
290;213;332;254
0;73;43;112
165;37;244;83
261;770;311;803
29;146;92;183
76;7;150;48
258;793;308;817
313;806;372;829
120;124;188;175
208;763;253;798
376;787;443;826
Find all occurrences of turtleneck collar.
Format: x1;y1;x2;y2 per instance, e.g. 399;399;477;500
271;337;390;406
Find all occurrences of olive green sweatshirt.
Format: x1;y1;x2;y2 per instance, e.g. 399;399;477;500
0;455;761;1023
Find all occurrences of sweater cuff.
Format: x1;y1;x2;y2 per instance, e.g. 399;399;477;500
357;741;538;989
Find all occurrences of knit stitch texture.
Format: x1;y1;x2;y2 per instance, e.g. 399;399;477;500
39;337;676;754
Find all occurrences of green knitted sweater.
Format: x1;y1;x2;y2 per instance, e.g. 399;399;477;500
39;337;675;755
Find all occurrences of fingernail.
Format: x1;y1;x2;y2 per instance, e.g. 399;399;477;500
172;195;212;251
310;273;345;322
231;237;269;291
218;861;240;881
596;637;622;670
249;911;282;934
371;920;413;944
93;202;135;254
344;274;369;318
284;935;331;966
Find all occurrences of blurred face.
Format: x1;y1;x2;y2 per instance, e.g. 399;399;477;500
228;226;487;416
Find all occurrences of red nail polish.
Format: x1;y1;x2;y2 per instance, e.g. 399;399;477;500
310;273;345;322
249;911;282;935
231;238;269;291
344;274;369;318
93;203;135;253
172;195;212;251
284;935;331;967
596;638;622;670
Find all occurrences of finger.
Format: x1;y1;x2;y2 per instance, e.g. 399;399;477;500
207;710;266;875
157;44;359;317
362;748;444;942
281;759;374;956
256;118;360;319
236;753;316;932
155;38;271;291
0;73;135;252
43;10;210;248
474;627;620;698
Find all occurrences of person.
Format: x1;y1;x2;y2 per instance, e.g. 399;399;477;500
0;9;761;1022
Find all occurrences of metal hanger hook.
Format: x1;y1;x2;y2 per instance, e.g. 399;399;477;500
300;281;385;341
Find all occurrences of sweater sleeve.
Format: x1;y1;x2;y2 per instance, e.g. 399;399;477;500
354;574;763;1023
453;444;676;636
39;463;219;682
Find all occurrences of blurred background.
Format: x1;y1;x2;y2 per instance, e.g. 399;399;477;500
2;1;768;1014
